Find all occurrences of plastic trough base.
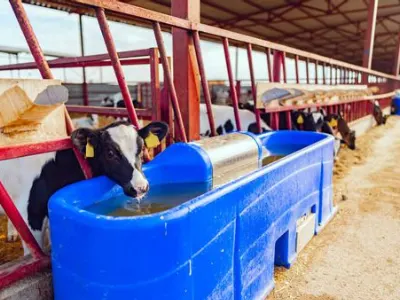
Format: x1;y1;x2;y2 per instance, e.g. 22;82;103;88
316;205;338;234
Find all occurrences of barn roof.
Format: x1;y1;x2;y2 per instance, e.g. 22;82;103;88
21;0;400;73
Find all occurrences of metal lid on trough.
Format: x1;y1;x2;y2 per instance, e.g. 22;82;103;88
192;132;262;187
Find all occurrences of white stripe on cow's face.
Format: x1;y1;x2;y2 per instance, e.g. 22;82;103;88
106;125;149;198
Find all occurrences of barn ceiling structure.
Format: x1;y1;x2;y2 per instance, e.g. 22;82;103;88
22;0;400;74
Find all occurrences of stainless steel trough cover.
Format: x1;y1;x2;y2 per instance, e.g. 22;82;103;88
192;132;261;187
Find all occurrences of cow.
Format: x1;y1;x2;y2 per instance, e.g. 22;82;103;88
291;109;352;157
101;92;142;109
200;103;272;137
1;121;169;254
372;100;388;125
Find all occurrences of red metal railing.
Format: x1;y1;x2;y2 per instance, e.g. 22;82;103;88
0;0;398;289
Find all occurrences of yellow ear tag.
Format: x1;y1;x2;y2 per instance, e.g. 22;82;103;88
85;139;94;158
328;119;338;128
297;115;304;124
145;132;160;149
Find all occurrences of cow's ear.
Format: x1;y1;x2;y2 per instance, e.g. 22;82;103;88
138;122;169;148
71;128;99;157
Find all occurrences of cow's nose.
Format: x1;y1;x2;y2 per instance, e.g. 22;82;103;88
140;183;149;194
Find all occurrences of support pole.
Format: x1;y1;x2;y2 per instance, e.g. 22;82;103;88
79;14;89;106
246;43;262;133
393;33;400;76
95;8;140;128
193;31;216;136
223;38;241;130
171;0;200;141
362;0;378;82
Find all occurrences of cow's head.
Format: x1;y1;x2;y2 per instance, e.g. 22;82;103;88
71;121;169;198
336;114;356;150
100;96;115;107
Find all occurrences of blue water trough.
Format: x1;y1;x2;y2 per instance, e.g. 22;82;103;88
49;130;336;300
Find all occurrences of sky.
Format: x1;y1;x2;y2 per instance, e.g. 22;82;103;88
0;0;340;85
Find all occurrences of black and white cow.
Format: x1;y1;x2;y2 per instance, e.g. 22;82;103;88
1;121;168;254
200;103;272;137
292;110;356;154
101;92;142;109
372;100;388;126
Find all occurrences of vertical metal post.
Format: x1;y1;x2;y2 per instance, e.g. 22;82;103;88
393;33;400;76
149;48;161;122
282;51;287;83
272;50;283;129
330;64;333;85
314;60;318;84
171;0;200;141
266;48;272;82
193;31;216;136
322;62;326;85
79;14;89;106
223;37;241;130
235;46;239;80
153;22;188;142
273;50;283;82
295;55;300;84
306;57;310;84
335;66;338;85
246;43;262;133
362;0;378;82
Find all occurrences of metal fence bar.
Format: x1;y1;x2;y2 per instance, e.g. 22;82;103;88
153;22;188;142
247;43;262;133
266;48;272;82
193;31;217;136
223;37;241;130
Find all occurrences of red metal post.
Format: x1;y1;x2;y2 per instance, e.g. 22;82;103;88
171;0;200;141
282;51;287;83
273;50;283;82
223;38;241;130
153;22;188;142
9;0;52;79
95;8;140;128
393;33;400;76
272;51;284;130
306;57;310;84
149;48;161;124
246;43;262;133
235;80;241;101
295;55;300;84
266;48;272;82
193;31;216;136
362;0;378;83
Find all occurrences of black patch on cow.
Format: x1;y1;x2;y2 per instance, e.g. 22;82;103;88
216;125;223;135
224;119;234;133
28;149;85;230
